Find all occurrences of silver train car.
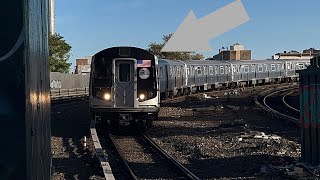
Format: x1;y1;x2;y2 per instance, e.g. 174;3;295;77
89;46;160;129
159;58;310;98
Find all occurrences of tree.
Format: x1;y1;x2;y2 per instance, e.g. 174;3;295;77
147;33;204;60
49;33;72;73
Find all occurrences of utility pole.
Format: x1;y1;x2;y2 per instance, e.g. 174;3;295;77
49;0;55;35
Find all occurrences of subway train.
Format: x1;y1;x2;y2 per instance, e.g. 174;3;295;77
159;58;310;98
89;46;310;130
89;46;160;130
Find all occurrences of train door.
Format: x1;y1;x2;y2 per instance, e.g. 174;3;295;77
113;59;135;107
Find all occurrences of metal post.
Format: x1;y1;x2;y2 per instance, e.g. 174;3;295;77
0;0;51;179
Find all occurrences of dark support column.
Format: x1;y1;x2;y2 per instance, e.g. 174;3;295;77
0;0;51;179
299;56;320;166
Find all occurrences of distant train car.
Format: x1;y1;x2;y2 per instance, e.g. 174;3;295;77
280;59;311;81
89;46;160;130
159;59;186;98
184;60;231;91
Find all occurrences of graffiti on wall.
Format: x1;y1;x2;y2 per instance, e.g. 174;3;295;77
301;84;320;128
50;80;62;89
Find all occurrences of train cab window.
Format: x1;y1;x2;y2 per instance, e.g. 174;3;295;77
265;64;268;71
232;66;236;73
119;63;131;82
244;65;249;73
277;64;281;71
209;66;214;75
160;67;164;79
291;63;294;69
197;66;202;76
220;66;224;74
252;64;256;72
287;63;291;70
187;68;190;76
258;65;263;72
271;64;276;71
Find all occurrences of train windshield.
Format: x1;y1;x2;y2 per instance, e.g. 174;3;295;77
93;58;112;87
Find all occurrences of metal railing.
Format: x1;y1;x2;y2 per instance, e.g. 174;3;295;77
50;87;89;101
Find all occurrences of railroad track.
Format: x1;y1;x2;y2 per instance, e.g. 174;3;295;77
282;90;300;113
254;85;300;125
90;121;200;180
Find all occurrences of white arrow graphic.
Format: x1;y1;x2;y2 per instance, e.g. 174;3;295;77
161;0;250;52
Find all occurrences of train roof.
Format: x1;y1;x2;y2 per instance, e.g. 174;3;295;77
224;59;284;64
183;60;230;65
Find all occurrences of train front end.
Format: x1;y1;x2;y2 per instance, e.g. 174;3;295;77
89;47;160;129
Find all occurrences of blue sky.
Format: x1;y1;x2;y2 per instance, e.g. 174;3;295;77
56;0;320;70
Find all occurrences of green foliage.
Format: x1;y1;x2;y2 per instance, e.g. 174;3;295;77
147;33;205;60
49;33;72;73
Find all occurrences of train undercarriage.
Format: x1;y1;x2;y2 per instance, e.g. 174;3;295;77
91;110;158;132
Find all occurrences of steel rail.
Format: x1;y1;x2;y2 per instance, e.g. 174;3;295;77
142;133;201;180
282;90;300;113
254;85;300;125
108;134;139;180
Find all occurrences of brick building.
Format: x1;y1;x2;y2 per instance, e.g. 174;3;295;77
211;43;251;60
272;48;320;60
74;56;92;75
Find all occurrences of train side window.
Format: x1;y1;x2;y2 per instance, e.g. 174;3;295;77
277;64;281;71
237;65;240;73
119;63;131;82
220;66;224;74
177;66;181;77
258;64;263;72
203;66;207;75
271;64;276;71
215;66;218;74
252;64;256;72
232;66;236;73
298;63;304;69
244;65;249;73
287;63;291;70
187;68;190;76
169;66;173;77
160;67;164;79
265;64;268;71
197;66;202;76
209;66;214;75
190;66;193;76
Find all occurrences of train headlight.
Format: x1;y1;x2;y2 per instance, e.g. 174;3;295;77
104;93;111;101
139;94;145;100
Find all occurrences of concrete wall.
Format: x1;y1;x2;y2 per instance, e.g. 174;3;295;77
50;72;89;89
